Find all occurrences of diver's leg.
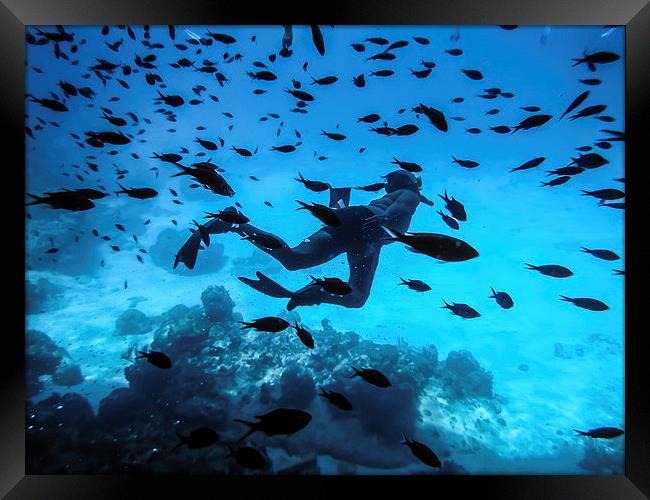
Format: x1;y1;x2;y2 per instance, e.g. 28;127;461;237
287;242;381;309
233;223;345;271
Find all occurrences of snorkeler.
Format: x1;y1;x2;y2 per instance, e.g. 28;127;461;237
176;170;441;310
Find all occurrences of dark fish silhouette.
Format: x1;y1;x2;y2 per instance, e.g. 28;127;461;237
173;427;219;450
569;104;607;121
581;248;619;261
452;156;479;168
382;226;478;261
296;200;341;226
546;166;584;176
525;263;573;278
572;51;620;71
27;95;69;112
570;153;609;169
114;184;158;199
292;321;314;349
560;296;609;311
402;433;441;468
319;387;352;410
247;70;277;81
155;90;184;107
310;25;325;55
540;176;571;187
235;408;312;441
510;157;545;172
461;69;483;80
311;75;338;85
205;209;249;224
581;189;624;201
442;299;480;318
446;48;463;56
310;276;351;295
413;103;448;132
321;130;346;141
240;316;290;332
489;287;514;309
512;114;552;132
294;172;330;192
351;367;391;387
560;90;590;120
438;210;459;230
399;278;431;292
391;158;422;172
358;113;381;123
136;351;172;369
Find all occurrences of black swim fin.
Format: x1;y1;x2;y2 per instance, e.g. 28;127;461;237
238;271;294;298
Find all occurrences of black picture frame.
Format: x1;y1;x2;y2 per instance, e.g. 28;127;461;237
3;0;648;497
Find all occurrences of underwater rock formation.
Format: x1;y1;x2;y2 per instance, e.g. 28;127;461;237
201;285;235;322
578;439;624;474
149;227;227;275
26;278;65;314
440;350;493;400
114;308;153;336
26;285;501;474
26;329;83;396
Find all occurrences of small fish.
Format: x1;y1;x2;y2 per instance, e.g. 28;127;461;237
525;263;573;278
574;427;624;438
398;278;431;292
296;200;341;226
580;248;620;261
319;387;352;410
437;210;459;230
560;296;609;311
292;321;314;349
136;350;172;369
489;287;514;309
310;276;351;295
510;157;545;172
234;409;312;441
401;433;441;468
451;156;479;168
461;69;483;80
174;427;219;450
350;367;391;388
239;316;290;332
560;90;590;120
441;299;480;318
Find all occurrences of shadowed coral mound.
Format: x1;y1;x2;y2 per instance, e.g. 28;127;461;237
27;285;504;474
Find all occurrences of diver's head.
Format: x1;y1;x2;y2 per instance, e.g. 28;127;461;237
382;170;422;193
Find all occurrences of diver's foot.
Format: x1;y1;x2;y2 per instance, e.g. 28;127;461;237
238;271;294;299
287;284;324;310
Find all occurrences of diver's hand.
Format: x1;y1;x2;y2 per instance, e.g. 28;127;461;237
287;284;324;310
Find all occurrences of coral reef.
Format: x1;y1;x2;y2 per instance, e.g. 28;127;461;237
26;278;65;314
27;285;502;474
440;350;493;399
26;330;83;397
114;308;153;336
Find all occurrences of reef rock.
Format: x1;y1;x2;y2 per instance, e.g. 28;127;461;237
201;285;235;322
440;350;493;399
114;308;152;336
26;278;64;314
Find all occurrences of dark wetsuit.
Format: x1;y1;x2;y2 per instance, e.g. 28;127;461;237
231;184;421;309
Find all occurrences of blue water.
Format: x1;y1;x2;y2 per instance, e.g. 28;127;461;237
25;25;624;474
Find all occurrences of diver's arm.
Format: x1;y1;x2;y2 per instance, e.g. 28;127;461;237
363;190;419;229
